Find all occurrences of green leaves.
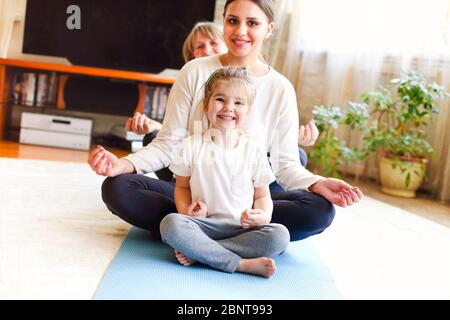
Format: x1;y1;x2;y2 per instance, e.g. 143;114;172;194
362;71;447;159
312;105;345;131
345;102;370;129
309;71;448;185
310;103;368;178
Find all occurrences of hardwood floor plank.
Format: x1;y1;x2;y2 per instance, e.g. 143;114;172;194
0;140;128;163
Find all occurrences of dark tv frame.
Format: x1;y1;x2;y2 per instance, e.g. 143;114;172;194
23;0;217;73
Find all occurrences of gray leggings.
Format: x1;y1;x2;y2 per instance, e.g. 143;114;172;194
160;213;290;273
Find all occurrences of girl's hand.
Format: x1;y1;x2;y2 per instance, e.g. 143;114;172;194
125;112;162;135
298;120;319;147
309;178;363;207
240;208;268;228
187;200;208;218
88;145;131;177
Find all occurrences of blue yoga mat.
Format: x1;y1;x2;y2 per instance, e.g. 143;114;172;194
95;227;343;300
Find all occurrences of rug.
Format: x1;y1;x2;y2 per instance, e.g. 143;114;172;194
314;195;450;299
0;157;130;299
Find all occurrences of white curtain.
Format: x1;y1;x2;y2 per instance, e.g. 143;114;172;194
269;0;450;201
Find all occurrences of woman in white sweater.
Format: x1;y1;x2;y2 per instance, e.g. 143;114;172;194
88;0;363;241
125;20;318;177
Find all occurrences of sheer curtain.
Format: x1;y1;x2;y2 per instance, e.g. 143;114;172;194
269;0;450;201
0;0;24;58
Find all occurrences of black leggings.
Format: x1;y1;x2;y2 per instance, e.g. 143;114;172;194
101;174;335;242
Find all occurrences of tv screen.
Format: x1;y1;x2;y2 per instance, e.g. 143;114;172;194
23;0;217;73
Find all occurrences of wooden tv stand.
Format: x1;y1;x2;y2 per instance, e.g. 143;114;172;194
0;58;176;140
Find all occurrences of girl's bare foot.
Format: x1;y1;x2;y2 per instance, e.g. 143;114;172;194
236;257;276;278
175;250;196;266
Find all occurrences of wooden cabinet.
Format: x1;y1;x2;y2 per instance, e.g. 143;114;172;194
0;58;175;140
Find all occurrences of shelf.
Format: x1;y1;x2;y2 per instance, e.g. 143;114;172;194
0;58;173;140
0;58;176;84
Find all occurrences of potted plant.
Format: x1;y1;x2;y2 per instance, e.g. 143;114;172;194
360;71;448;197
309;102;369;178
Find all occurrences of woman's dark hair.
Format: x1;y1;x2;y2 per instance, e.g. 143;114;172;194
223;0;274;23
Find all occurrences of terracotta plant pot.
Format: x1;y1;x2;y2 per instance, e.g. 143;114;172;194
379;156;427;198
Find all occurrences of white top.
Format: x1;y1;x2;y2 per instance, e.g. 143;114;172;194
169;132;276;221
125;55;323;191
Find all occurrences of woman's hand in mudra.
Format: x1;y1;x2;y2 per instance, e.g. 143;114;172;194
88;145;134;177
309;178;363;207
125;112;162;135
298;119;319;147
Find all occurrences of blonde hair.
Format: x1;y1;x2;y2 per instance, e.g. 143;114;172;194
182;22;224;63
204;67;256;111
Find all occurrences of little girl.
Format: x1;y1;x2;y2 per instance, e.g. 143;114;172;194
159;67;290;278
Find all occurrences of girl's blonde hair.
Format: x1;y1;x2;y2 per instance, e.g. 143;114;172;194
204;67;256;110
182;22;224;63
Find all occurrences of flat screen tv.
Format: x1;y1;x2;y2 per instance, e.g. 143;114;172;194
23;0;217;73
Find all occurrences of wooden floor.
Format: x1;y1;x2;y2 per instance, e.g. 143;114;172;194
1;139;449;227
0;140;129;162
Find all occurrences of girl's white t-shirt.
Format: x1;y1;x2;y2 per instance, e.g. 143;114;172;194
169;132;275;221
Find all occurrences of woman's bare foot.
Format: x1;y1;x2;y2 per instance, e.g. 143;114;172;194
236;257;276;278
175;250;196;266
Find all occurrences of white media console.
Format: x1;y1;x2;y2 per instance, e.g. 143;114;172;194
19;112;92;150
